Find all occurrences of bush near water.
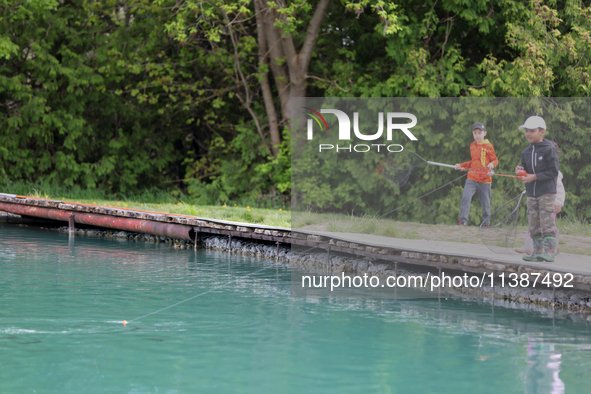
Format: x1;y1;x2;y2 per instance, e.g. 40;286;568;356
1;0;591;223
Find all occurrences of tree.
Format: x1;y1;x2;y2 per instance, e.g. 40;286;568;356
0;0;233;191
160;0;402;156
0;0;58;60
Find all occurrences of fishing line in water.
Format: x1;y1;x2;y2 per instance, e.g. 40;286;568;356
14;266;273;336
125;266;271;325
379;173;468;219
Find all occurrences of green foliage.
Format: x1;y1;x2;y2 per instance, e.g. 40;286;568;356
0;178;182;205
184;127;290;206
1;1;186;190
1;0;277;200
0;0;58;59
475;0;591;97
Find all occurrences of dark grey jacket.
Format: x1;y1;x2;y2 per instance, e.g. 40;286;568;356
520;139;559;197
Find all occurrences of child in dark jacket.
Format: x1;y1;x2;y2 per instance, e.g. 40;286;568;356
515;116;560;262
515;142;564;255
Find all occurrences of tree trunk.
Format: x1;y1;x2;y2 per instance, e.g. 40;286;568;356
255;0;280;157
257;0;332;129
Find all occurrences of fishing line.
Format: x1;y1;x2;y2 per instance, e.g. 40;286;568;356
488;190;527;217
379;173;468;219
458;167;526;178
479;190;527;254
126;266;270;325
383;150;523;190
8;265;273;336
384;150;456;187
291;244;321;255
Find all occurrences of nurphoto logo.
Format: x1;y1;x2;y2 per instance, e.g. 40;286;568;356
303;107;418;153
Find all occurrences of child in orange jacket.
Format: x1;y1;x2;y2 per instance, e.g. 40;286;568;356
454;123;499;226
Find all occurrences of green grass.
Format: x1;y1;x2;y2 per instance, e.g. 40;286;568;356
324;213;401;237
96;200;288;228
556;215;591;236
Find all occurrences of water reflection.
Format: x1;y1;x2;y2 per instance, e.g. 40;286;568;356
525;340;565;394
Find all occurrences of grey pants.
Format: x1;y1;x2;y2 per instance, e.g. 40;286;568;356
460;179;491;225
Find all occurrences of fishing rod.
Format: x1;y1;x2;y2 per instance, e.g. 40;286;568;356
484;169;528;179
489;171;527;179
461;166;528;179
384;150;528;188
426;160;456;169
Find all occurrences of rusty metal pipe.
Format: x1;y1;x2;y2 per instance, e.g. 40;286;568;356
74;212;194;241
0;202;194;241
0;202;73;222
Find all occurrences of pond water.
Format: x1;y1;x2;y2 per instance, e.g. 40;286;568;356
1;223;591;393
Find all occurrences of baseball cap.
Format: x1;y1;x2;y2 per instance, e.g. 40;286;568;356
472;122;486;131
518;116;546;130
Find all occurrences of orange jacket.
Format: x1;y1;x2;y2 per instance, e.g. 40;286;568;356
459;139;498;183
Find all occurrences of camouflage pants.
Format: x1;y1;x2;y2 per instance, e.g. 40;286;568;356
527;193;557;239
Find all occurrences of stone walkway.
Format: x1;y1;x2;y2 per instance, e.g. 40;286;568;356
310;231;591;276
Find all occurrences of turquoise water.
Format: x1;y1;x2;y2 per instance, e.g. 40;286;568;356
1;224;591;393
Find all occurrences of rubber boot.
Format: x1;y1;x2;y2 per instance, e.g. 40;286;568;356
523;238;543;262
537;237;556;263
